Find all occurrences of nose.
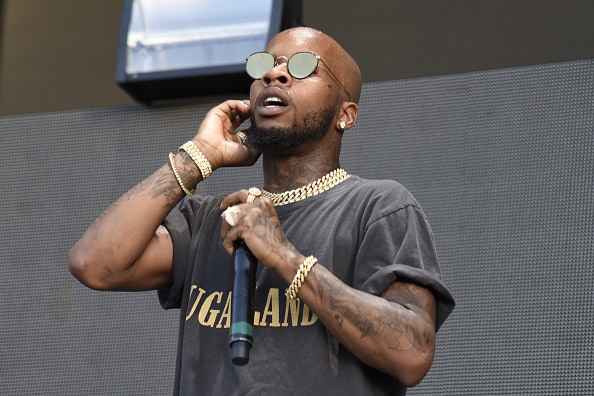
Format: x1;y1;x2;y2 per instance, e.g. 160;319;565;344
261;56;291;86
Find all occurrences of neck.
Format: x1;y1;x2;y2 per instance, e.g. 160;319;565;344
262;152;340;194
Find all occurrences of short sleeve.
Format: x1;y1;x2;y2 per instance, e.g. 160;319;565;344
157;208;191;309
156;195;223;310
356;203;455;330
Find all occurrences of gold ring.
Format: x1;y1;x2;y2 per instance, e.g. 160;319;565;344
221;206;241;226
246;187;262;203
236;131;247;145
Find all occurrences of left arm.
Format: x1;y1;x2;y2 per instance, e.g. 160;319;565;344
296;264;436;387
220;190;437;386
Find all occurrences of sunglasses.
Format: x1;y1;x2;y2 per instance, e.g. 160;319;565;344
245;51;352;100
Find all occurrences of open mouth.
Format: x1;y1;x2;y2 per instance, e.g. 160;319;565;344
263;96;287;108
256;87;290;107
255;87;291;116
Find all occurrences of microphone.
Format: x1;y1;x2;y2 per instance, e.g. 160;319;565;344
229;240;257;365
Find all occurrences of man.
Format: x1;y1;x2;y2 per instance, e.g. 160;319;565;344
69;27;455;395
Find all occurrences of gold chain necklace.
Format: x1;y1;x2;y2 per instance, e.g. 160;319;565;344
261;168;351;206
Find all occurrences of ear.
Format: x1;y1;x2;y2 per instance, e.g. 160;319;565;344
337;101;358;131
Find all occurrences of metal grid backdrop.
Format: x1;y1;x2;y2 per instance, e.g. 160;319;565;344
1;58;592;395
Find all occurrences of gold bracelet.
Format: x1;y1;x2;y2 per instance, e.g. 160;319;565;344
179;140;212;180
168;152;195;195
285;256;318;301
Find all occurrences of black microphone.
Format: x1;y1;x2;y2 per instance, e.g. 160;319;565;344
229;240;257;365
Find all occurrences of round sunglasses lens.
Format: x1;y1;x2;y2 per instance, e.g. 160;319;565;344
246;53;274;79
288;53;318;79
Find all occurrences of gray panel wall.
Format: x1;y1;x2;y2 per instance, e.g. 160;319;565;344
1;59;592;394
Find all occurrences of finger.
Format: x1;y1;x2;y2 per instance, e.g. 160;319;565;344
221;225;243;256
220;190;248;211
220;204;252;256
219;208;232;252
221;206;241;227
217;99;250;115
220;202;242;255
217;100;251;128
246;187;263;203
235;131;247;145
199;101;249;138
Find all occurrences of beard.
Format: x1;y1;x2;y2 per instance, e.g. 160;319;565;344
246;104;337;152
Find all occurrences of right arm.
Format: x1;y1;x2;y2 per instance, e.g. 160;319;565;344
68;100;258;291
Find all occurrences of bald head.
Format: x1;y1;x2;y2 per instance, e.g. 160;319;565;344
268;27;362;103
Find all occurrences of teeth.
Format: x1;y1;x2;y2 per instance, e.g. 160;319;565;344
264;96;284;107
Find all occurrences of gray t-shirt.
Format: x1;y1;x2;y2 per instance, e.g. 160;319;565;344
159;175;455;395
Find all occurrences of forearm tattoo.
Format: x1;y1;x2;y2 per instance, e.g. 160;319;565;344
313;270;435;354
130;165;184;207
90;164;182;231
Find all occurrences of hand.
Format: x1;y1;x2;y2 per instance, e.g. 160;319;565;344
220;190;302;277
192;100;261;170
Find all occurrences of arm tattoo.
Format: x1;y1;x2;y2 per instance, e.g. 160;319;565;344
130;165;183;207
314;272;434;353
91;166;182;233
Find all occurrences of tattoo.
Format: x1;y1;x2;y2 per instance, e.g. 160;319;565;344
177;152;201;185
256;209;291;262
315;273;435;353
126;165;184;208
266;157;340;193
91;166;178;230
148;166;183;206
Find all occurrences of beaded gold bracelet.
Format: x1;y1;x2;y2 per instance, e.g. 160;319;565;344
168;152;195;195
285;256;318;301
179;140;212;180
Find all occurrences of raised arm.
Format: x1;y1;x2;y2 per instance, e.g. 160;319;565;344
68;100;259;291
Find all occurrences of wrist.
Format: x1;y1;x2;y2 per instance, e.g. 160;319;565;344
180;140;214;179
169;151;201;195
191;138;223;172
286;256;318;301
